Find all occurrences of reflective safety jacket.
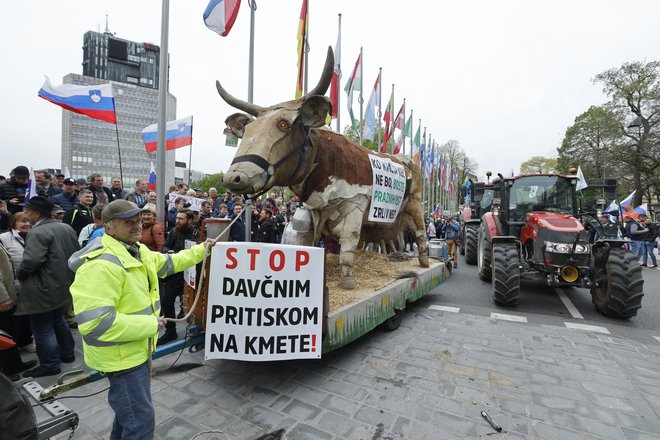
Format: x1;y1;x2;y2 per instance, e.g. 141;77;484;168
68;234;206;373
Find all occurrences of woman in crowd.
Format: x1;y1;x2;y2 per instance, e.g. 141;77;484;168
140;207;165;252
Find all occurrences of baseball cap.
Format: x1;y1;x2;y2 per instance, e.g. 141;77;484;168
13;166;29;178
51;204;65;215
75;178;87;185
102;200;143;223
63;177;76;185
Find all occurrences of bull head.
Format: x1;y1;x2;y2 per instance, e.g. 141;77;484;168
218;47;334;195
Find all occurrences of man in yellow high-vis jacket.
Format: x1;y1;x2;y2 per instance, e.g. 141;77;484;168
69;200;212;440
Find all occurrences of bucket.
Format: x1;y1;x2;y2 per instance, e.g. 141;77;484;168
428;239;448;259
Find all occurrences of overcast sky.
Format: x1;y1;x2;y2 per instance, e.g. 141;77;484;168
1;1;659;180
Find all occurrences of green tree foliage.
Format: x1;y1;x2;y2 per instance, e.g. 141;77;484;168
192;173;226;193
343;121;389;152
520;156;558;174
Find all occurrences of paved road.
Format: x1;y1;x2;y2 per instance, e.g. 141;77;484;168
17;265;658;440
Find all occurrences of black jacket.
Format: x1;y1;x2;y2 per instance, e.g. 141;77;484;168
257;218;279;243
63;204;93;235
90;186;114;207
0;178;28;215
163;226;198;253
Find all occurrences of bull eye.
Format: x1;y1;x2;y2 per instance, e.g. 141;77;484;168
277;120;290;131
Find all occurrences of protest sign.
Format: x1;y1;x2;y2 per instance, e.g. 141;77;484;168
205;242;324;361
183;240;196;288
368;155;407;223
168;192;205;212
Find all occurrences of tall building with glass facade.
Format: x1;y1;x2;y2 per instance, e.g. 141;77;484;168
61;31;176;190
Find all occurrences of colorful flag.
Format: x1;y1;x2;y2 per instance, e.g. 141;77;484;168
620;190;636;210
380;91;394;153
147;162;157;191
393;130;404;154
623;203;647;220
24;167;37;201
604;200;619;214
411;123;420;161
203;0;241;37
576;166;588;191
418;129;426;170
404;115;412;138
344;52;362;127
141;116;193;154
425;143;434;179
38;76;116;124
393;103;405;130
329;18;341;118
362;72;381;141
295;0;308;99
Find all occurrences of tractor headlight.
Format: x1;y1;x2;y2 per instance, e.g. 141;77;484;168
545;242;590;254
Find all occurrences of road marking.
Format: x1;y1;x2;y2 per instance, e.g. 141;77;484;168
554;288;584;320
564;322;610;334
428;305;460;313
490;313;528;323
654;336;660;344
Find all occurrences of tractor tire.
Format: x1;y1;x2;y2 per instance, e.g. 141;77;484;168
491;242;520;306
590;247;644;318
477;223;492;281
465;224;478;265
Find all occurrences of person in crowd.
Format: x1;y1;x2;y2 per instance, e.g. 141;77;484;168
199;201;214;223
222;191;234;213
140;207;165;252
110;176;127;201
0;176;5;184
257;207;278;243
88;173;113;207
194;188;204;198
0;165;30;215
126;179;149;208
0;212;34;353
63;188;94;235
69;199;212;439
50;177;79;212
75;178;88;193
78;204;104;247
35;170;62;198
626;214;648;260
251;205;260;242
167;197;185;231
229;203;246;242
0;243;37;380
160;210;199;345
54;173;65;189
426;219;436;240
15;196;79;377
86;204;106;245
640;216;658;268
208;187;219;212
51;205;65;222
216;203;229;219
275;205;288;243
142;191;158;215
445;216;461;268
176;183;189;195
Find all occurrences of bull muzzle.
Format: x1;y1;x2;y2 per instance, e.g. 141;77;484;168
223;162;269;195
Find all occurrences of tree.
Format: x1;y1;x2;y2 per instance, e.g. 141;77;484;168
343;121;389;152
520;155;558;174
594;61;660;205
192;173;226;194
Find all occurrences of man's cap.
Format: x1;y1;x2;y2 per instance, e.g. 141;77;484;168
51;204;65;215
75;178;87;185
63;177;76;185
13;166;29;178
23;196;54;215
55;173;65;178
102;200;143;223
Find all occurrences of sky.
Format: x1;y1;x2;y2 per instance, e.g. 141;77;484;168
1;0;659;181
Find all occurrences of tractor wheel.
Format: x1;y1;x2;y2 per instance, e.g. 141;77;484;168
590;247;644;318
465;224;478;265
477;223;492;281
491;242;520;306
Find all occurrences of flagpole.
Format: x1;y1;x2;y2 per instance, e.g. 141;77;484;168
156;0;170;223
358;46;363;146
335;13;341;133
248;0;256;103
408;108;414;157
303;0;309;95
113;122;124;186
402;98;406;156
376;67;382;150
187;145;193;186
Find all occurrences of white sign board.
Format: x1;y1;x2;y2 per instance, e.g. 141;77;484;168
205;243;324;361
368;155;407;223
168;192;206;212
183;240;196;288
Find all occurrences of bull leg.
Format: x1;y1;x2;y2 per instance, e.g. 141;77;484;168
331;210;363;290
402;212;429;267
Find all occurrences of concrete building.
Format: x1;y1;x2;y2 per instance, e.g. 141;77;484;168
60;31;176;190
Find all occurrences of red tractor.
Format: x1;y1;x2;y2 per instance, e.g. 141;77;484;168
475;173;643;318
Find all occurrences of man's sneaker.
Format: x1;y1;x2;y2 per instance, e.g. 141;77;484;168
157;330;178;346
640;264;647;267
19;343;36;353
61;355;75;364
23;365;61;378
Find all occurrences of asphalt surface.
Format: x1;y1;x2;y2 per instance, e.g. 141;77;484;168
11;254;660;440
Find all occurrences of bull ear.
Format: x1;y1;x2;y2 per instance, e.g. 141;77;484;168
224;112;254;138
298;95;332;128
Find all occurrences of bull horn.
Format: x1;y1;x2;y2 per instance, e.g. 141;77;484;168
304;46;335;98
215;80;264;117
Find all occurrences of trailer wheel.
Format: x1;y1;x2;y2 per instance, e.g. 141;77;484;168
492;242;520;306
465;224;478;265
384;310;403;331
477;223;492;281
591;247;644;318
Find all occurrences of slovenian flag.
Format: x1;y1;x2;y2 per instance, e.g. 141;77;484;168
203;0;241;37
38;76;116;124
148;162;157;191
141;116;193;154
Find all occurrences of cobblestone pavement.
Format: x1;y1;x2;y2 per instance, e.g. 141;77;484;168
39;292;660;440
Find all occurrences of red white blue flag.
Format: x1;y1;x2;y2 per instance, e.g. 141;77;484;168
38;76;116;124
24;167;38;201
203;0;241;37
620;190;636;210
141;116;193;154
148;162;157;191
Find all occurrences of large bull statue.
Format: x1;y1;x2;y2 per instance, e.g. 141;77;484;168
218;47;429;289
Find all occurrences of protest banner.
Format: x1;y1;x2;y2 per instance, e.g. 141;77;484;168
183;240;196;288
205;242;324;361
168;192;205;212
368;155;407;223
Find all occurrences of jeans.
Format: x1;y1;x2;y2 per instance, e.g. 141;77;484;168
161;273;183;332
29;309;75;370
108;362;155;440
629;240;642;258
642;241;657;266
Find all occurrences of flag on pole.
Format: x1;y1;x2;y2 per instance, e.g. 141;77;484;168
295;0;309;99
203;0;241;37
344;52;362;128
329;18;341;118
604;200;619;214
393;103;405;130
63;167;71;179
380;90;393;153
418;129;426;170
404;115;412;138
147;162;157;191
24;167;37;201
425;143;434;179
620;190;636;210
141;116;193;154
411;123;420;161
362;72;381;141
38;76;116;124
576;166;588;191
623;203;647;220
394;131;404;155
